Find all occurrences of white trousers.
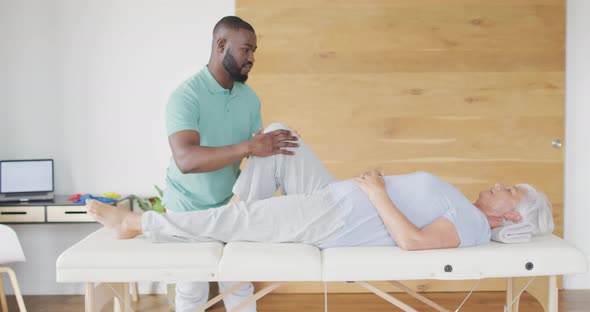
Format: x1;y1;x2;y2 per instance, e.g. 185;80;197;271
146;123;338;311
233;122;336;200
174;281;253;312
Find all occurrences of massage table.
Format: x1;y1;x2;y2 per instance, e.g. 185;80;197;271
56;228;587;312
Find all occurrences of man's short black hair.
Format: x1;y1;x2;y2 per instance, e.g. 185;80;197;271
213;16;255;34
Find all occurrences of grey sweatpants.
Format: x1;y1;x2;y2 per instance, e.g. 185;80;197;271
142;122;345;249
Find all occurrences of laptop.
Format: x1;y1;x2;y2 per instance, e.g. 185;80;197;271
0;159;55;202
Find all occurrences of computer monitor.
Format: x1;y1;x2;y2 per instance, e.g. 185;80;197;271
0;159;54;194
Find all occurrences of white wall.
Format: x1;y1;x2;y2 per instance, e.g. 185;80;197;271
0;0;234;294
564;0;590;289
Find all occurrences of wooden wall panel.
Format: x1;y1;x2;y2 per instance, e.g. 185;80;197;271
237;0;564;293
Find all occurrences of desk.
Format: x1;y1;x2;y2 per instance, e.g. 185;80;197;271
0;196;132;224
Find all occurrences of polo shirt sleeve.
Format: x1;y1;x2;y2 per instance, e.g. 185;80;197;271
250;96;263;135
166;87;200;136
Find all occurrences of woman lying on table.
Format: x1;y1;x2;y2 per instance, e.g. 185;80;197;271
87;123;554;251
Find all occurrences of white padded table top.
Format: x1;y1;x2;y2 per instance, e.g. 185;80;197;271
322;235;587;281
219;242;322;281
57;229;586;284
56;228;224;282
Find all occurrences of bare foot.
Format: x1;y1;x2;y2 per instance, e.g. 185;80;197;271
86;199;142;239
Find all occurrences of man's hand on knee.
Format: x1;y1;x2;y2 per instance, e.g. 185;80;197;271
248;129;299;157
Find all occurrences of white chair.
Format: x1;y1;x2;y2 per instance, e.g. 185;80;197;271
0;224;26;312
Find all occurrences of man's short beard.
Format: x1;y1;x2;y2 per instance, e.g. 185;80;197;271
222;50;249;82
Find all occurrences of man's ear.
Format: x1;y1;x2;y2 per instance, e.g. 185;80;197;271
504;211;522;223
216;38;226;53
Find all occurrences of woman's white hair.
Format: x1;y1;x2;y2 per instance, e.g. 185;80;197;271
515;183;555;236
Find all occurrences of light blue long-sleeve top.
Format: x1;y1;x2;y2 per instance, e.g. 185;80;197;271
323;171;491;249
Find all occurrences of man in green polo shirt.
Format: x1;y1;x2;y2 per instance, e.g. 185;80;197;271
164;16;298;312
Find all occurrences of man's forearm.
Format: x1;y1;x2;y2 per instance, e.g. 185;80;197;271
174;141;251;174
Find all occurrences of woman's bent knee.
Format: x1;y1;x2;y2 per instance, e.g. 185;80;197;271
264;122;291;133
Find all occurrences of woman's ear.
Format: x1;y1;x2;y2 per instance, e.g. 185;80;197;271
504;211;522;223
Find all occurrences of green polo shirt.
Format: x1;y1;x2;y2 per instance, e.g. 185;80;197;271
163;66;262;211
